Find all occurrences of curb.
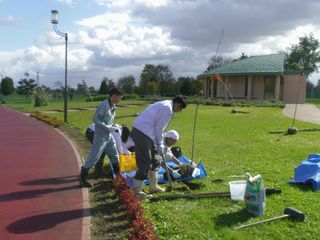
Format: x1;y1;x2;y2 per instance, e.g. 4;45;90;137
56;129;91;240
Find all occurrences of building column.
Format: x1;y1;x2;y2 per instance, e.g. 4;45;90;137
225;77;229;99
202;78;207;98
247;76;252;99
275;75;280;100
210;78;214;98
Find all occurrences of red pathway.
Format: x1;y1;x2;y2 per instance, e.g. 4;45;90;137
0;106;90;240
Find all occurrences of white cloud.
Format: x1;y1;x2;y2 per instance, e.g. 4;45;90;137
57;0;77;6
135;0;170;8
0;15;21;27
76;12;131;28
2;0;320;88
76;11;182;61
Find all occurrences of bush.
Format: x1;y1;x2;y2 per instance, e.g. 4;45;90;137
113;174;157;240
33;87;50;107
122;93;139;100
87;93;140;102
30;111;63;127
195;98;285;108
86;95;107;102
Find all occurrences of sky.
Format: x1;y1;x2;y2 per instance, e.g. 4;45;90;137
1;0;320;89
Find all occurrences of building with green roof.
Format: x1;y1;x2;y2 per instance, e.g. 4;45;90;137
198;53;306;103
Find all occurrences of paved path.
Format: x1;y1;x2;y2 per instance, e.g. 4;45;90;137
283;104;320;125
0;106;89;240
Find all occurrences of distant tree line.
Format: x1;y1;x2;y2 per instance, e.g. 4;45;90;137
0;65;203;103
1;34;320;101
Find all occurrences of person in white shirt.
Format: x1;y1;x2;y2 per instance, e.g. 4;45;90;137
130;96;187;199
162;130;182;168
86;123;135;155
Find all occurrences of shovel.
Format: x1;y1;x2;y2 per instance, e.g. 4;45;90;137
150;188;281;201
234;207;305;230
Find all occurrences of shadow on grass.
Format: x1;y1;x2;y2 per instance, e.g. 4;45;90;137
214;208;252;228
269;128;320;135
182;181;206;190
88;178;131;239
288;182;315;192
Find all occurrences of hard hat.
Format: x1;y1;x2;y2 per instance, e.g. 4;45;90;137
164;130;179;141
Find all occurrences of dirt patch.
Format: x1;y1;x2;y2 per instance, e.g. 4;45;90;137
58;124;130;240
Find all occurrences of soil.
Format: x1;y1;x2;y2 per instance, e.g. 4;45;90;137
58;124;130;240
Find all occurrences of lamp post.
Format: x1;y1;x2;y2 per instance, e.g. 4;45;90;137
51;10;68;123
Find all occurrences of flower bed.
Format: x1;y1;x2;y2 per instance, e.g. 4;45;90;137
30;111;63;127
113;174;157;240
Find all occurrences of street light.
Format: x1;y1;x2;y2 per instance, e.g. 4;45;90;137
51;10;68;123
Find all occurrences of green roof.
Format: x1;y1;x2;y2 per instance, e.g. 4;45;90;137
199;53;285;77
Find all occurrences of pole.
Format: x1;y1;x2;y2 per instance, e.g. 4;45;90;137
64;33;68;123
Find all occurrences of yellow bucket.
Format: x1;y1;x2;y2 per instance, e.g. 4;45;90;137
119;153;137;172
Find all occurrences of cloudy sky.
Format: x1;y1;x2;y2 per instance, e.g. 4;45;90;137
1;0;320;89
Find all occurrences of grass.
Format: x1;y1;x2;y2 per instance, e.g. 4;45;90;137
4;96;320;239
307;98;320;109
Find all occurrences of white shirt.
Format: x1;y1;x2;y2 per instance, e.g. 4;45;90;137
89;123;134;155
133;100;173;146
164;148;173;162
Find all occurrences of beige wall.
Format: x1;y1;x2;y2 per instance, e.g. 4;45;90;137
203;74;306;103
216;76;246;98
253;76;264;99
216;81;225;98
229;77;246;98
283;75;306;103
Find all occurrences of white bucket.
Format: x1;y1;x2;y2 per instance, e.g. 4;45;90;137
229;180;247;201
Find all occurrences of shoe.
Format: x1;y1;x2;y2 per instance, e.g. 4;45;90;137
131;178;153;199
149;171;165;193
79;167;92;188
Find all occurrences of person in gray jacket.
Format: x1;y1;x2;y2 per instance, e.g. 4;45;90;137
79;88;123;188
131;96;187;199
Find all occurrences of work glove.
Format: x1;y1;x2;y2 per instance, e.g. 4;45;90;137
171;170;181;179
107;124;119;132
157;144;165;155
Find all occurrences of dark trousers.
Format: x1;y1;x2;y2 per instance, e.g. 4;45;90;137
131;127;161;180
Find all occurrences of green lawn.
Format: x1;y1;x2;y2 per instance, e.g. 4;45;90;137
4;97;320;239
307;98;320;109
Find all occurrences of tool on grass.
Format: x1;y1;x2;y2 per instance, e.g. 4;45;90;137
233;207;305;230
150;188;281;201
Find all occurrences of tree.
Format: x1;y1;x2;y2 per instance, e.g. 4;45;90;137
117;75;136;94
99;77;115;95
147;81;158;95
99;79;108;94
177;76;195;95
139;64;176;95
157;65;176;96
233;52;248;62
139;64;159;94
306;80;316;98
16;78;37;99
194;78;203;94
207;55;232;71
1;77;14;96
284;33;320;77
